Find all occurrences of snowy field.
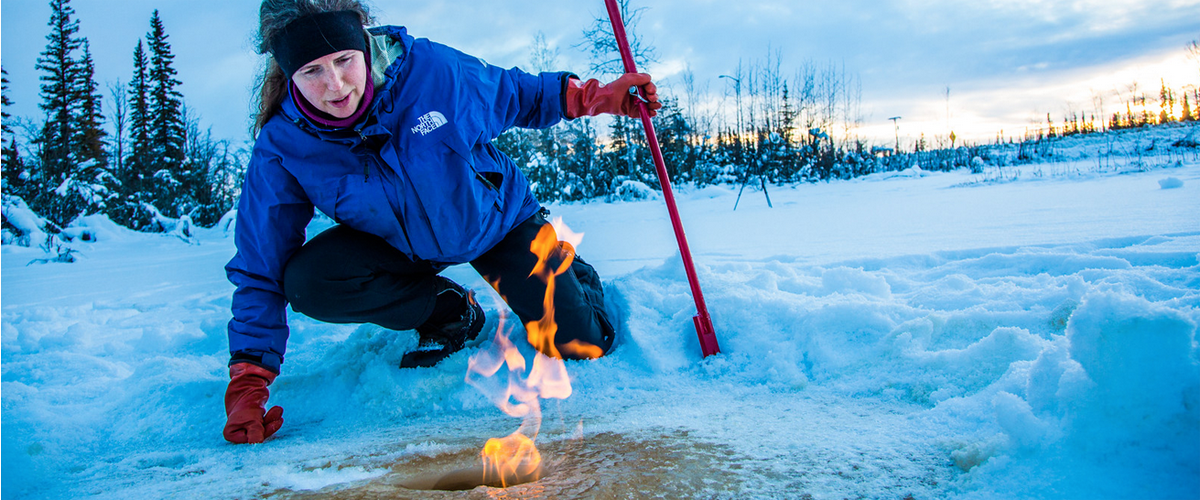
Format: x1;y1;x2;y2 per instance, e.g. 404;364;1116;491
3;125;1200;499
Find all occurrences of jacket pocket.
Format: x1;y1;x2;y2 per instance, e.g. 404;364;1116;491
442;131;503;212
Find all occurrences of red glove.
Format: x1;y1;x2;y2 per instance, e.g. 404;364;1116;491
223;363;284;444
565;73;662;119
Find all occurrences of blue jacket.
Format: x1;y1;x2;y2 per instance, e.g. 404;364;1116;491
226;26;570;372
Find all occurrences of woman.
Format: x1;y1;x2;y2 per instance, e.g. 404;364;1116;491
222;0;661;444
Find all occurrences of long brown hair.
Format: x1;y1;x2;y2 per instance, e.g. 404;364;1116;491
252;0;374;135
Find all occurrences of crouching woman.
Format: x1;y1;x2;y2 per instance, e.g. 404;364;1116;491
221;0;660;444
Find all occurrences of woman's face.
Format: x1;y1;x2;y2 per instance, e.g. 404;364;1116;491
292;49;367;118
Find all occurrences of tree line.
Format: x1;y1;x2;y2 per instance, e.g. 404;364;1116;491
1021;79;1200;143
2;0;241;241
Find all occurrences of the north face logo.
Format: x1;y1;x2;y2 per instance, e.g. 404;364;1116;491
412;111;448;135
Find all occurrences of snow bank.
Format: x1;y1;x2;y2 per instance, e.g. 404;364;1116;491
62;214;139;243
1066;293;1199;447
591;235;1200;498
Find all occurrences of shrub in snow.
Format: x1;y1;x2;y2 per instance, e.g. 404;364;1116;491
1172;132;1199;149
608;179;658;202
2;195;61;250
2;194;174;263
2;195;86;263
138;202;198;244
970;156;987;174
26;247;80;264
52;166;111;207
1158;177;1184;189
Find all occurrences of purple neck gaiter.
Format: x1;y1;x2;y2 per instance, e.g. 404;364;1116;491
291;75;375;129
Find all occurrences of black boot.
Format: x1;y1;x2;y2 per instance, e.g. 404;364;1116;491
400;279;485;368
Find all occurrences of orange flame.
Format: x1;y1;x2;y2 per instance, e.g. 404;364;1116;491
468;317;555;487
524;223;571;358
526;217;602;360
481;431;541;487
465;217;595;488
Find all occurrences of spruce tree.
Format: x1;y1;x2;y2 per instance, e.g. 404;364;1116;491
778;82;798;181
3;67;29;196
126;39;151;188
606;116;640;189
563;118;599;200
654;98;692;184
109;39;155;230
143;10;190;219
1159;80;1172;125
35;0;83;185
33;0;108;226
1;68;13;146
146;10;185;173
75;40;108;169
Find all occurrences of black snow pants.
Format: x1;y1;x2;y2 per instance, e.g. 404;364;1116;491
281;212;615;359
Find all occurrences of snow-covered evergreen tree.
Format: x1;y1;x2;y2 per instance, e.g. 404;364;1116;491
126;40;151;183
146;10;187;216
74;41;109;170
31;0;110;227
2;67;30;197
653;98;694;184
34;0;84;190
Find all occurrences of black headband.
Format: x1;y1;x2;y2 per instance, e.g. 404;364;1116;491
270;11;366;78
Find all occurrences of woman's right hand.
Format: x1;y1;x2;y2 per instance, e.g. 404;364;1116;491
223;363;284;444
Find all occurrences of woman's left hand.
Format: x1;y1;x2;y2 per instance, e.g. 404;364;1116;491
566;73;662;119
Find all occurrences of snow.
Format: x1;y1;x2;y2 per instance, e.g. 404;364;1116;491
608;179;659;202
1;196;53;249
1161;176;1185;189
3;127;1200;499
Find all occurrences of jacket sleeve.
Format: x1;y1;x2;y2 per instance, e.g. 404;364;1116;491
439;43;571;141
225;143;314;374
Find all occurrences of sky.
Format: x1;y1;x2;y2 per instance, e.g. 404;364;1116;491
2;0;1199;149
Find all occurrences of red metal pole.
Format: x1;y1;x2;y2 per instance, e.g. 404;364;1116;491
604;0;720;357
